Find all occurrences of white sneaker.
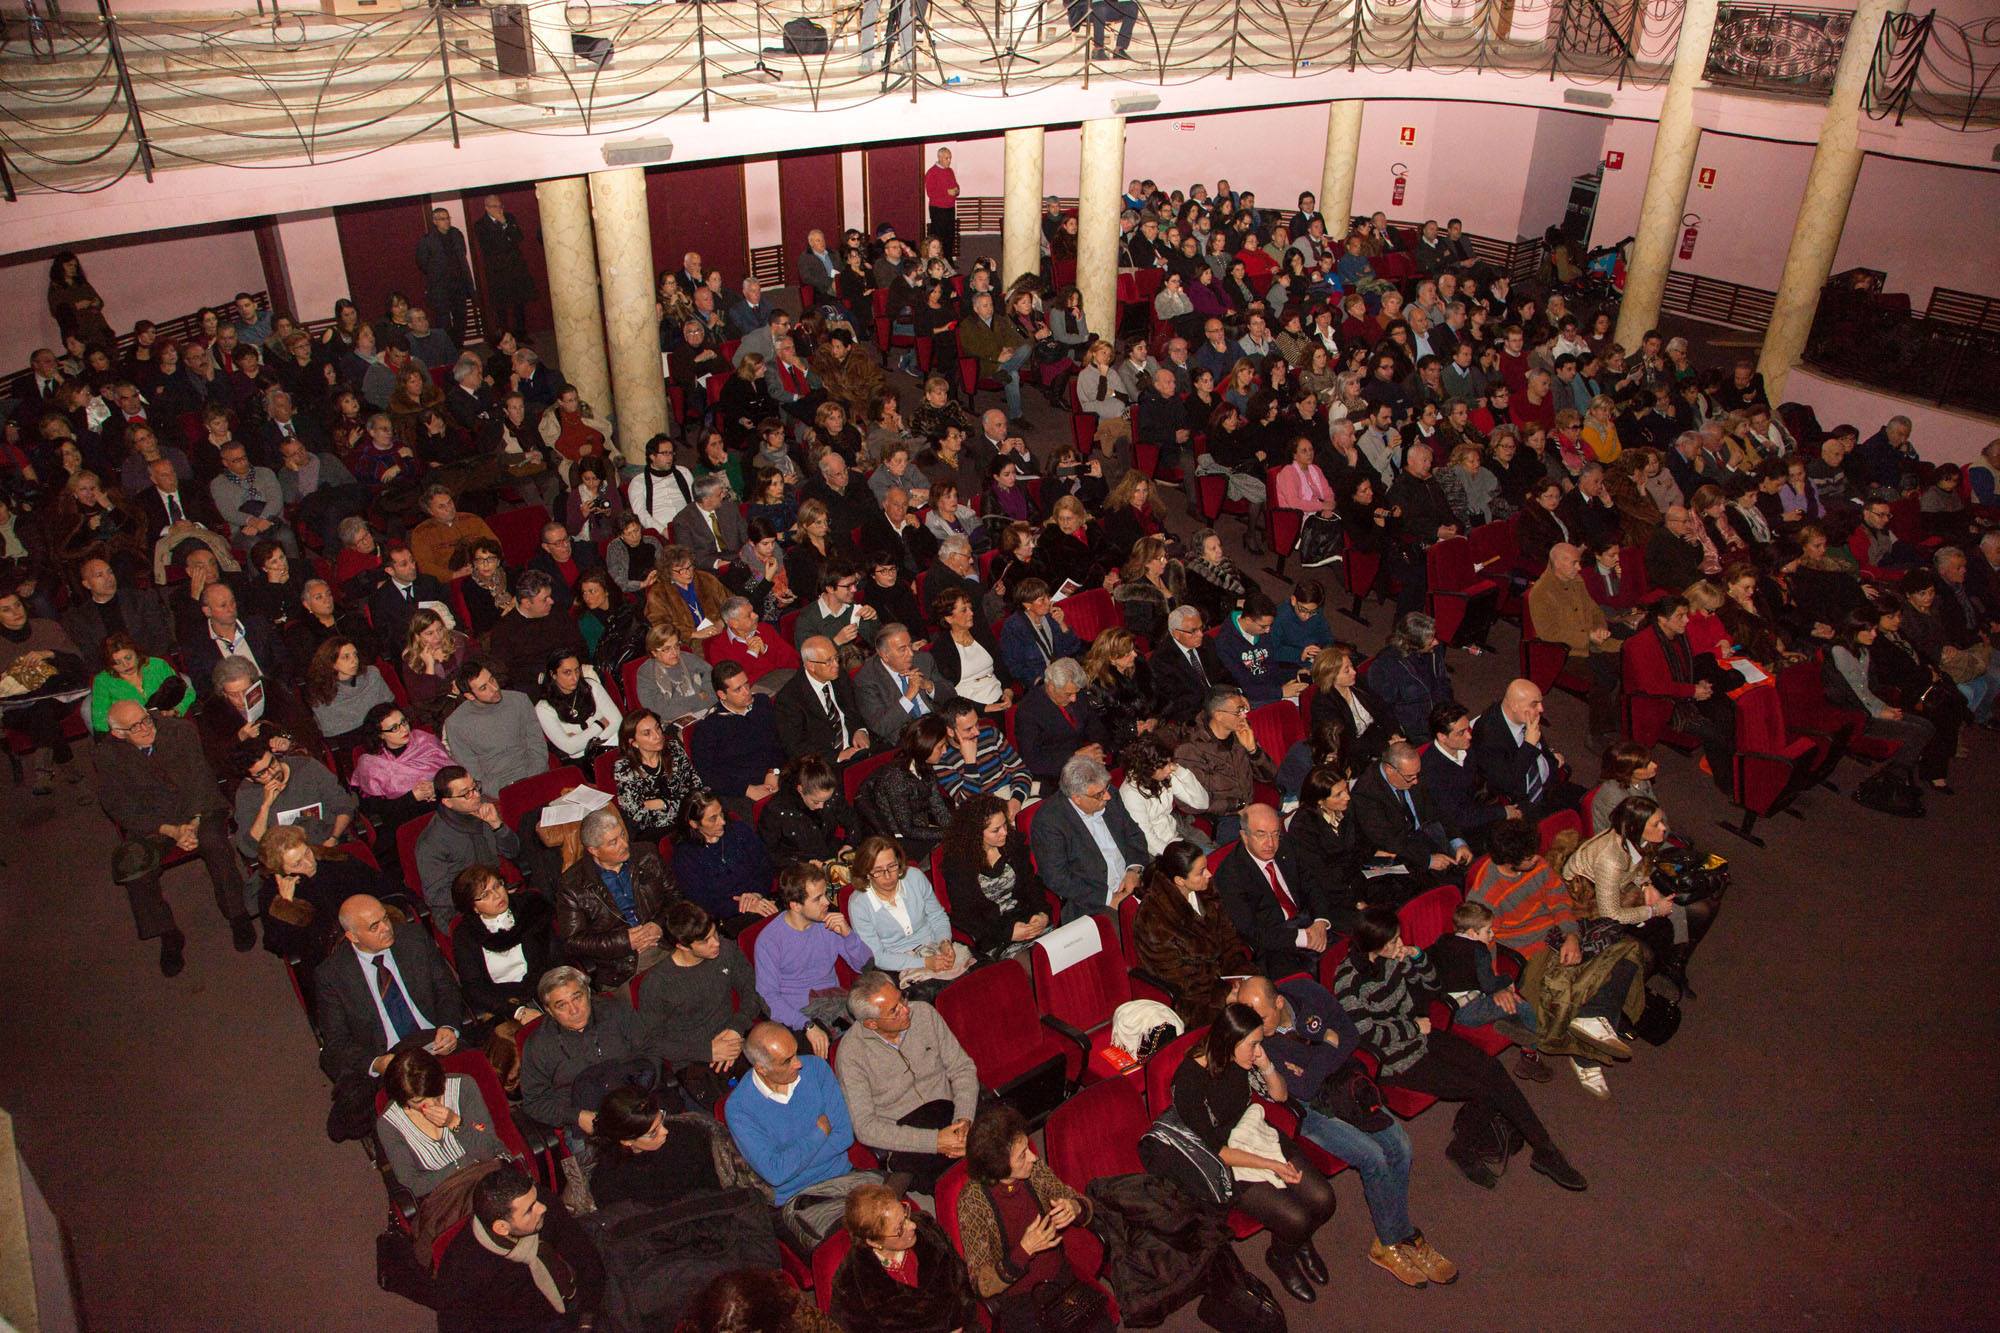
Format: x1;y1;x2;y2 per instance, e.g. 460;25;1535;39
1572;1060;1611;1099
1572;1016;1631;1056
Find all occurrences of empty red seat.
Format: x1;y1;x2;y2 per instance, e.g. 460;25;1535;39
1029;914;1139;1084
933;961;1073;1123
1424;537;1498;646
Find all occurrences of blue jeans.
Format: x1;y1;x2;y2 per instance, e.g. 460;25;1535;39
1296;1108;1413;1245
995;342;1034;418
1957;666;2000;722
1453;992;1539;1037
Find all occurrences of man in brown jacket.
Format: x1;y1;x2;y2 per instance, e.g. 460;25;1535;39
1172;685;1277;846
1526;542;1622;741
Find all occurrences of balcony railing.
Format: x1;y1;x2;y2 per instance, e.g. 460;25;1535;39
1701;1;1850;98
1806;270;2000;416
1865;8;2000;132
0;0;1687;199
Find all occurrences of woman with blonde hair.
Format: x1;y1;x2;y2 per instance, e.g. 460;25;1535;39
1073;338;1130;452
1039;493;1105;590
1309;641;1397;764
399;607;469;716
1081;625;1159;758
1581;393;1623;464
720;351;776;448
1099;468;1167;558
256;824;381;963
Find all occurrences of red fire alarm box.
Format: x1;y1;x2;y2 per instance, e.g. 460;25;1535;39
1605;150;1624;170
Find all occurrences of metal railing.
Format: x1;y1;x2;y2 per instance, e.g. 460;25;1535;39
1660;269;1776;329
0;0;1688;198
1805;274;2000;416
1701;1;1850;98
1865;8;2000;131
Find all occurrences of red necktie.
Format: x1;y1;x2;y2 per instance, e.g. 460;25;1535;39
1264;860;1298;918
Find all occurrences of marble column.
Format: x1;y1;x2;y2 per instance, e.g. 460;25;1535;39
1319;100;1365;233
535;176;612;425
1076;116;1125;345
1002;126;1046;290
1613;0;1721;351
1757;0;1908;399
588;167;668;463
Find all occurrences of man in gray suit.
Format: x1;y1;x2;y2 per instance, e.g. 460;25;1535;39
1027;755;1148;921
853;623;956;745
670;472;749;583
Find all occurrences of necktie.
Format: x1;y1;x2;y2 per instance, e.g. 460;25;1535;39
1526;741;1547;803
707;509;721;549
373;955;422;1042
1399;786;1420;829
821;685;847;747
1188;647;1207;686
165;492;184;525
898;673;927;716
1264;860;1299;918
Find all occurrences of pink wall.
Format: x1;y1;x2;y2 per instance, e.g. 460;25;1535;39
1833;154;2000;307
1672;130;1815;289
1588;117;1659;249
0;225;266;370
1787;367;1994;466
1521;110;1610;236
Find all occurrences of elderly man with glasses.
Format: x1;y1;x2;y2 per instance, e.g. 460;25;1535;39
1029;754;1149;920
96;698;254;975
1173;685;1278;846
1350;739;1471;903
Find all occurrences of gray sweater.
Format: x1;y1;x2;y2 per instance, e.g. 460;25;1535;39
634;942;766;1065
375;1075;506;1198
311;668;396;740
519;998;656;1132
231;754;359;858
832;1000;979;1155
442;690;549;794
634;655;715;724
414;806;523;925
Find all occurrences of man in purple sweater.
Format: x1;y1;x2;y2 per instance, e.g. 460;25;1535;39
755;864;874;1058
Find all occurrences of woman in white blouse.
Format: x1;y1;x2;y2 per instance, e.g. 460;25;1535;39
928;587;1010;714
846;834;971;995
1118;734;1213;855
533;649;622;759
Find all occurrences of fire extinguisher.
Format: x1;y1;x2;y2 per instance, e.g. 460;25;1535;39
1678;213;1700;261
1391;162;1408;208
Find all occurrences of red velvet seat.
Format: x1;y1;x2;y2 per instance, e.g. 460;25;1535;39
1057;587;1117;644
1029;915;1138;1084
1518;600;1593;699
1424;536;1498;646
842;749;897;806
1263;465;1304;570
488;505;553;569
933;960;1073;1118
496;765;584;830
1341;533;1383;621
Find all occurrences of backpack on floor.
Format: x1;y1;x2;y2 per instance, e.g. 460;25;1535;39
782;17;829;53
1450;1100;1524;1172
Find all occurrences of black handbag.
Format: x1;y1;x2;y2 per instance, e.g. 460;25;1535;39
1138;1109;1233;1206
781;16;829;53
1853;766;1925;819
1311;1061;1392;1133
1629;985;1683;1046
981;1182;1114;1333
1651;846;1729;904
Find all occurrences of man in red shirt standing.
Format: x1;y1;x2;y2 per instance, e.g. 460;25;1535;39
925;147;960;263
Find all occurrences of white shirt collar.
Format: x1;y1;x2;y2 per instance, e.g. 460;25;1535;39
750;1069;797;1104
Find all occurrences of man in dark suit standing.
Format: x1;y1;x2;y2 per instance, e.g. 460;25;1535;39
180;581;285;699
96;700;254;976
1470;679;1582;821
1028;755;1148;920
314;892;466;1085
366;543;453;655
1215;803;1333;978
774;636;874;767
1421;702;1518;853
62;554;173;659
1153;606;1229;727
1349;741;1469;901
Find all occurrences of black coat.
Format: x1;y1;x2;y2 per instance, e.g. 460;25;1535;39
367;575;453;656
1349;761;1454;872
1469;701;1566;809
1213;843;1327;978
828;1212;980;1333
1151;638;1227;728
940;837;1048;959
312;923;466;1084
1279;808;1364;936
180;613;287;699
1309;682;1398;766
434;1192;606;1333
60;584;174;660
451;890;561;1019
928;622;1010;693
1419;745;1508;846
1013;686;1109;781
757;784;860;869
773;669;871;765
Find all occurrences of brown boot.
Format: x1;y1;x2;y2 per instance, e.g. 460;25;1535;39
1369;1239;1429;1288
1513;1049;1554;1082
1405;1231;1459;1285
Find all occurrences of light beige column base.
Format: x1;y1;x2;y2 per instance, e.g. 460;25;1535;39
1002;126;1047;291
535;176;612;426
589;167;668;463
1077;116;1125;349
1320;100;1365;233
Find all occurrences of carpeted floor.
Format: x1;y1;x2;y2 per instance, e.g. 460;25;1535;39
3;292;1995;1331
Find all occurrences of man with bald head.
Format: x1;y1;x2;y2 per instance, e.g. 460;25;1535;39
775;634;872;766
313;891;464;1085
180;578;285;699
1231;974;1449;1282
1215;803;1335;976
96;698;251;975
728;1020;888;1254
1472;678;1584;819
1526;541;1622;743
1644;503;1707;594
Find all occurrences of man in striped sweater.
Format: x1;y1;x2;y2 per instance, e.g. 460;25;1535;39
934;700;1035;810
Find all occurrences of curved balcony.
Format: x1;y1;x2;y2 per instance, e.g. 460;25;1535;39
0;0;1689;195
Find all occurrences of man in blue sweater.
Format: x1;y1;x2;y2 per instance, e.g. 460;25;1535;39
729;1021;887;1254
